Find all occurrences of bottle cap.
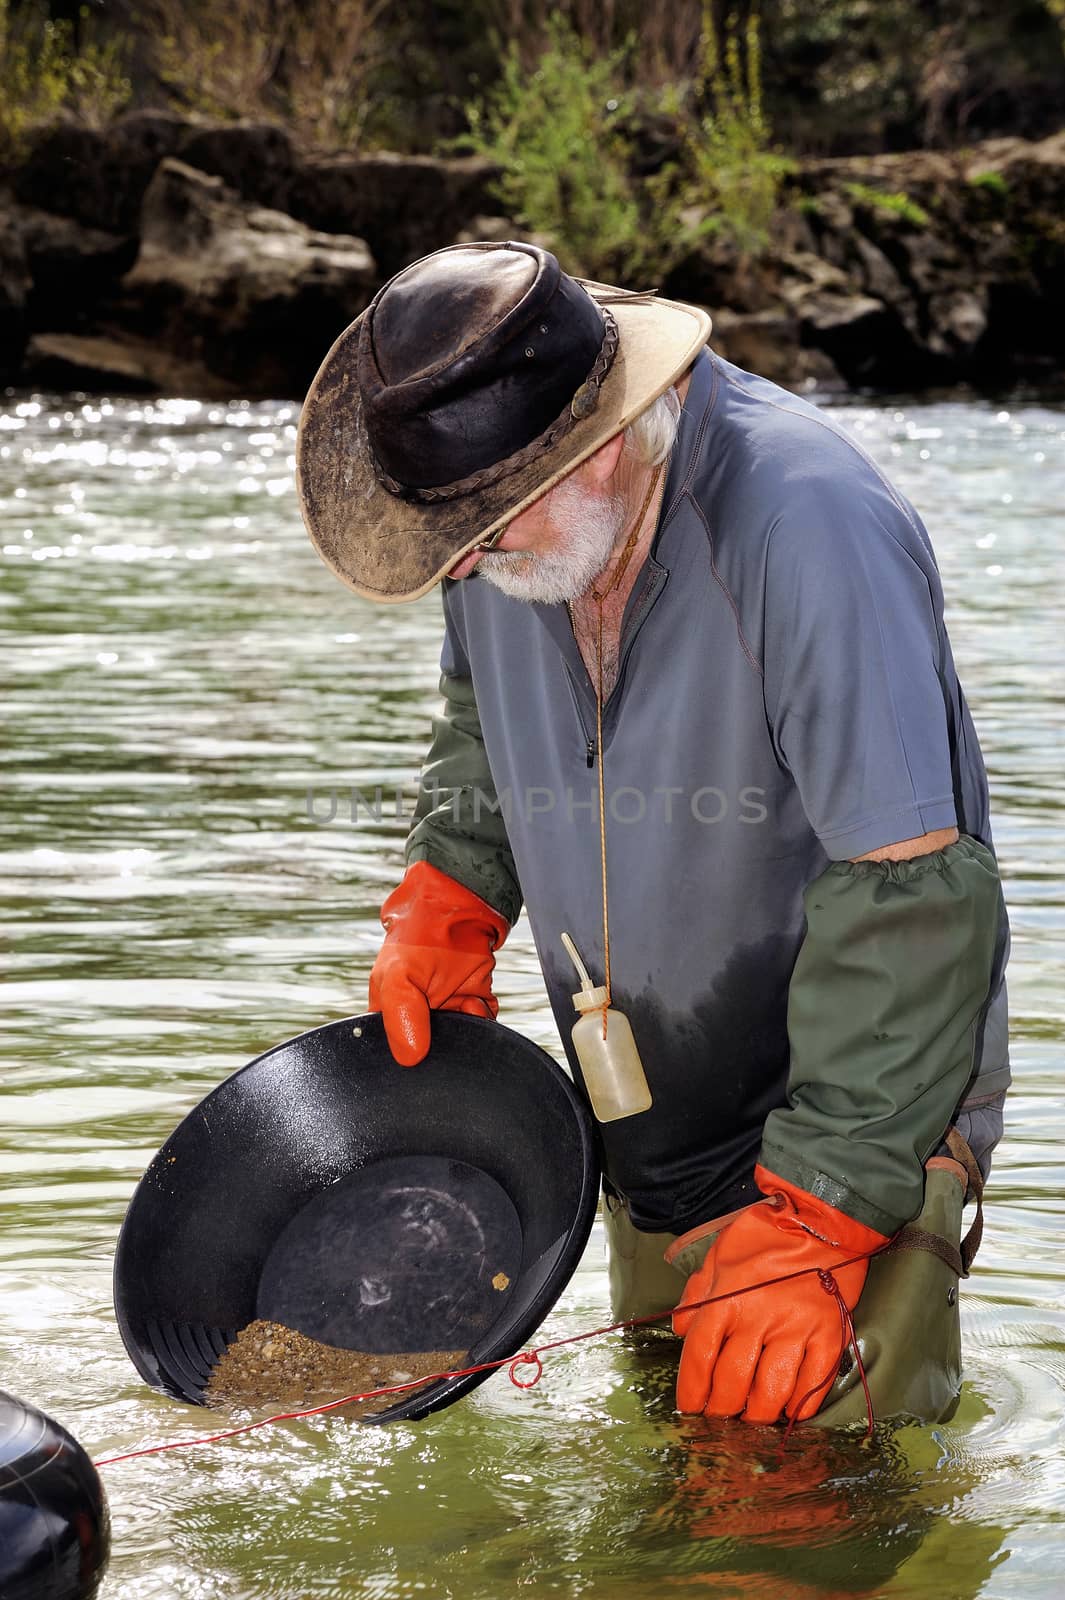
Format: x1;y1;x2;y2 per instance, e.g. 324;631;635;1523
561;932;609;1015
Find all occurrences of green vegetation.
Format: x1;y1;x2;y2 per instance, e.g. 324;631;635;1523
757;0;1065;151
686;11;796;254
149;0;393;148
2;0;1064;161
458;17;678;281
460;6;792;279
151;0;283;124
968;169;1010;196
0;0;1062;205
843;182;931;226
0;0;130;160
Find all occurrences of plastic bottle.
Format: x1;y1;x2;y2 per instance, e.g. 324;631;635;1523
561;932;652;1122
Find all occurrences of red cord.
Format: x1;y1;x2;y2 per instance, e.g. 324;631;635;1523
782;1269;875;1442
93;1246;885;1468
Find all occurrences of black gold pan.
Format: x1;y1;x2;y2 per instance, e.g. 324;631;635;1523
113;1012;599;1423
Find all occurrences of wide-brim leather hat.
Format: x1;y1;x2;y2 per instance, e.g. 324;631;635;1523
296;241;712;604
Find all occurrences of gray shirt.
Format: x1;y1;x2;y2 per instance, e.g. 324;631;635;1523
431;349;1009;1232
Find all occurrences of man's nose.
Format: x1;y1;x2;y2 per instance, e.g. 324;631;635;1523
446;548;485;580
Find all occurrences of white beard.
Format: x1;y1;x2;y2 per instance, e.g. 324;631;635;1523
476;478;628;605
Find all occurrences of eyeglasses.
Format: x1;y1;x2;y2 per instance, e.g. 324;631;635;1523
472;522;508;553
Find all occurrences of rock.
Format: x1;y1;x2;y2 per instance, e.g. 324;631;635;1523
963;129;1065;212
20;332;182;393
113;159;377;395
796;293;916;388
776;251;852;308
926;287;989;357
850;234;909;308
795;346;846;391
795;191;856;272
709;308;798;383
15;205;137;330
0;209;31;382
454;213;526;245
766;204;820;260
453;213;560;261
176;121;299;213
707;308;843;392
801;148;960;195
13;112;298;234
663;235;783;316
5;120;1063;395
962;131;1065;372
289;151;500;277
708;308;791;384
871;225;962;297
799;291;888;335
788;149;1021;382
752;254;909;386
13;110;192;234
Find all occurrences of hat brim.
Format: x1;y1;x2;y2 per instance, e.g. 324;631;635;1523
295;284;712;604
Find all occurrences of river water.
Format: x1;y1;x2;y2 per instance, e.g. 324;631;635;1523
1;387;1062;1599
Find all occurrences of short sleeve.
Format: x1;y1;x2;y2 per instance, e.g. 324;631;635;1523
762;480;958;859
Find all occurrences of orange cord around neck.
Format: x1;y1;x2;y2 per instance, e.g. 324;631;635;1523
585;464;663;1036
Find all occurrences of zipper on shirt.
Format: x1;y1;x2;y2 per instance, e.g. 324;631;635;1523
562;662;596;767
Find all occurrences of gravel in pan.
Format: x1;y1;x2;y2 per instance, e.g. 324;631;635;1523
205;1319;467;1417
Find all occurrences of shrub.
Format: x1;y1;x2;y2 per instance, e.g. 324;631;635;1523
0;0;130;161
843;181;931;227
460;5;791;280
146;0;395;148
685;7;795;255
459;14;678;282
149;0;283;123
968;169;1009;197
286;0;395;148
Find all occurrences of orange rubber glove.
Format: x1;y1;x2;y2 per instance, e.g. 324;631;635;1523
667;1427;860;1548
368;860;510;1067
673;1164;889;1424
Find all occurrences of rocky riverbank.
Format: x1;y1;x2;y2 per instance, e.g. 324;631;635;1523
2;112;1063;397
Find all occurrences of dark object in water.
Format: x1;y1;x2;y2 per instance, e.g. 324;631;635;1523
113;1011;599;1423
0;1390;110;1600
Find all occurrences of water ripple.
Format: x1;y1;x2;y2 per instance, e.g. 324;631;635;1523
2;390;1063;1599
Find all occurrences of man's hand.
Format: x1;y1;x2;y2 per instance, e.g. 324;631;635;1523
673;1166;889;1424
369;861;510;1066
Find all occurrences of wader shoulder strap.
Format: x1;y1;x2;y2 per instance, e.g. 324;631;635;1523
945;1125;985;1274
885;1128;985;1278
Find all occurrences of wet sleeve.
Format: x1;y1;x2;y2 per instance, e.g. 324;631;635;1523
404;586;523;925
762;479;958;859
760;837;1005;1234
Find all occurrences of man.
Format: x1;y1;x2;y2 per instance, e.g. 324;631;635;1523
296;241;1009;1427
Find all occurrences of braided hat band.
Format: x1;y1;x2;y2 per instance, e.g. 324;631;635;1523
295;240;712;604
